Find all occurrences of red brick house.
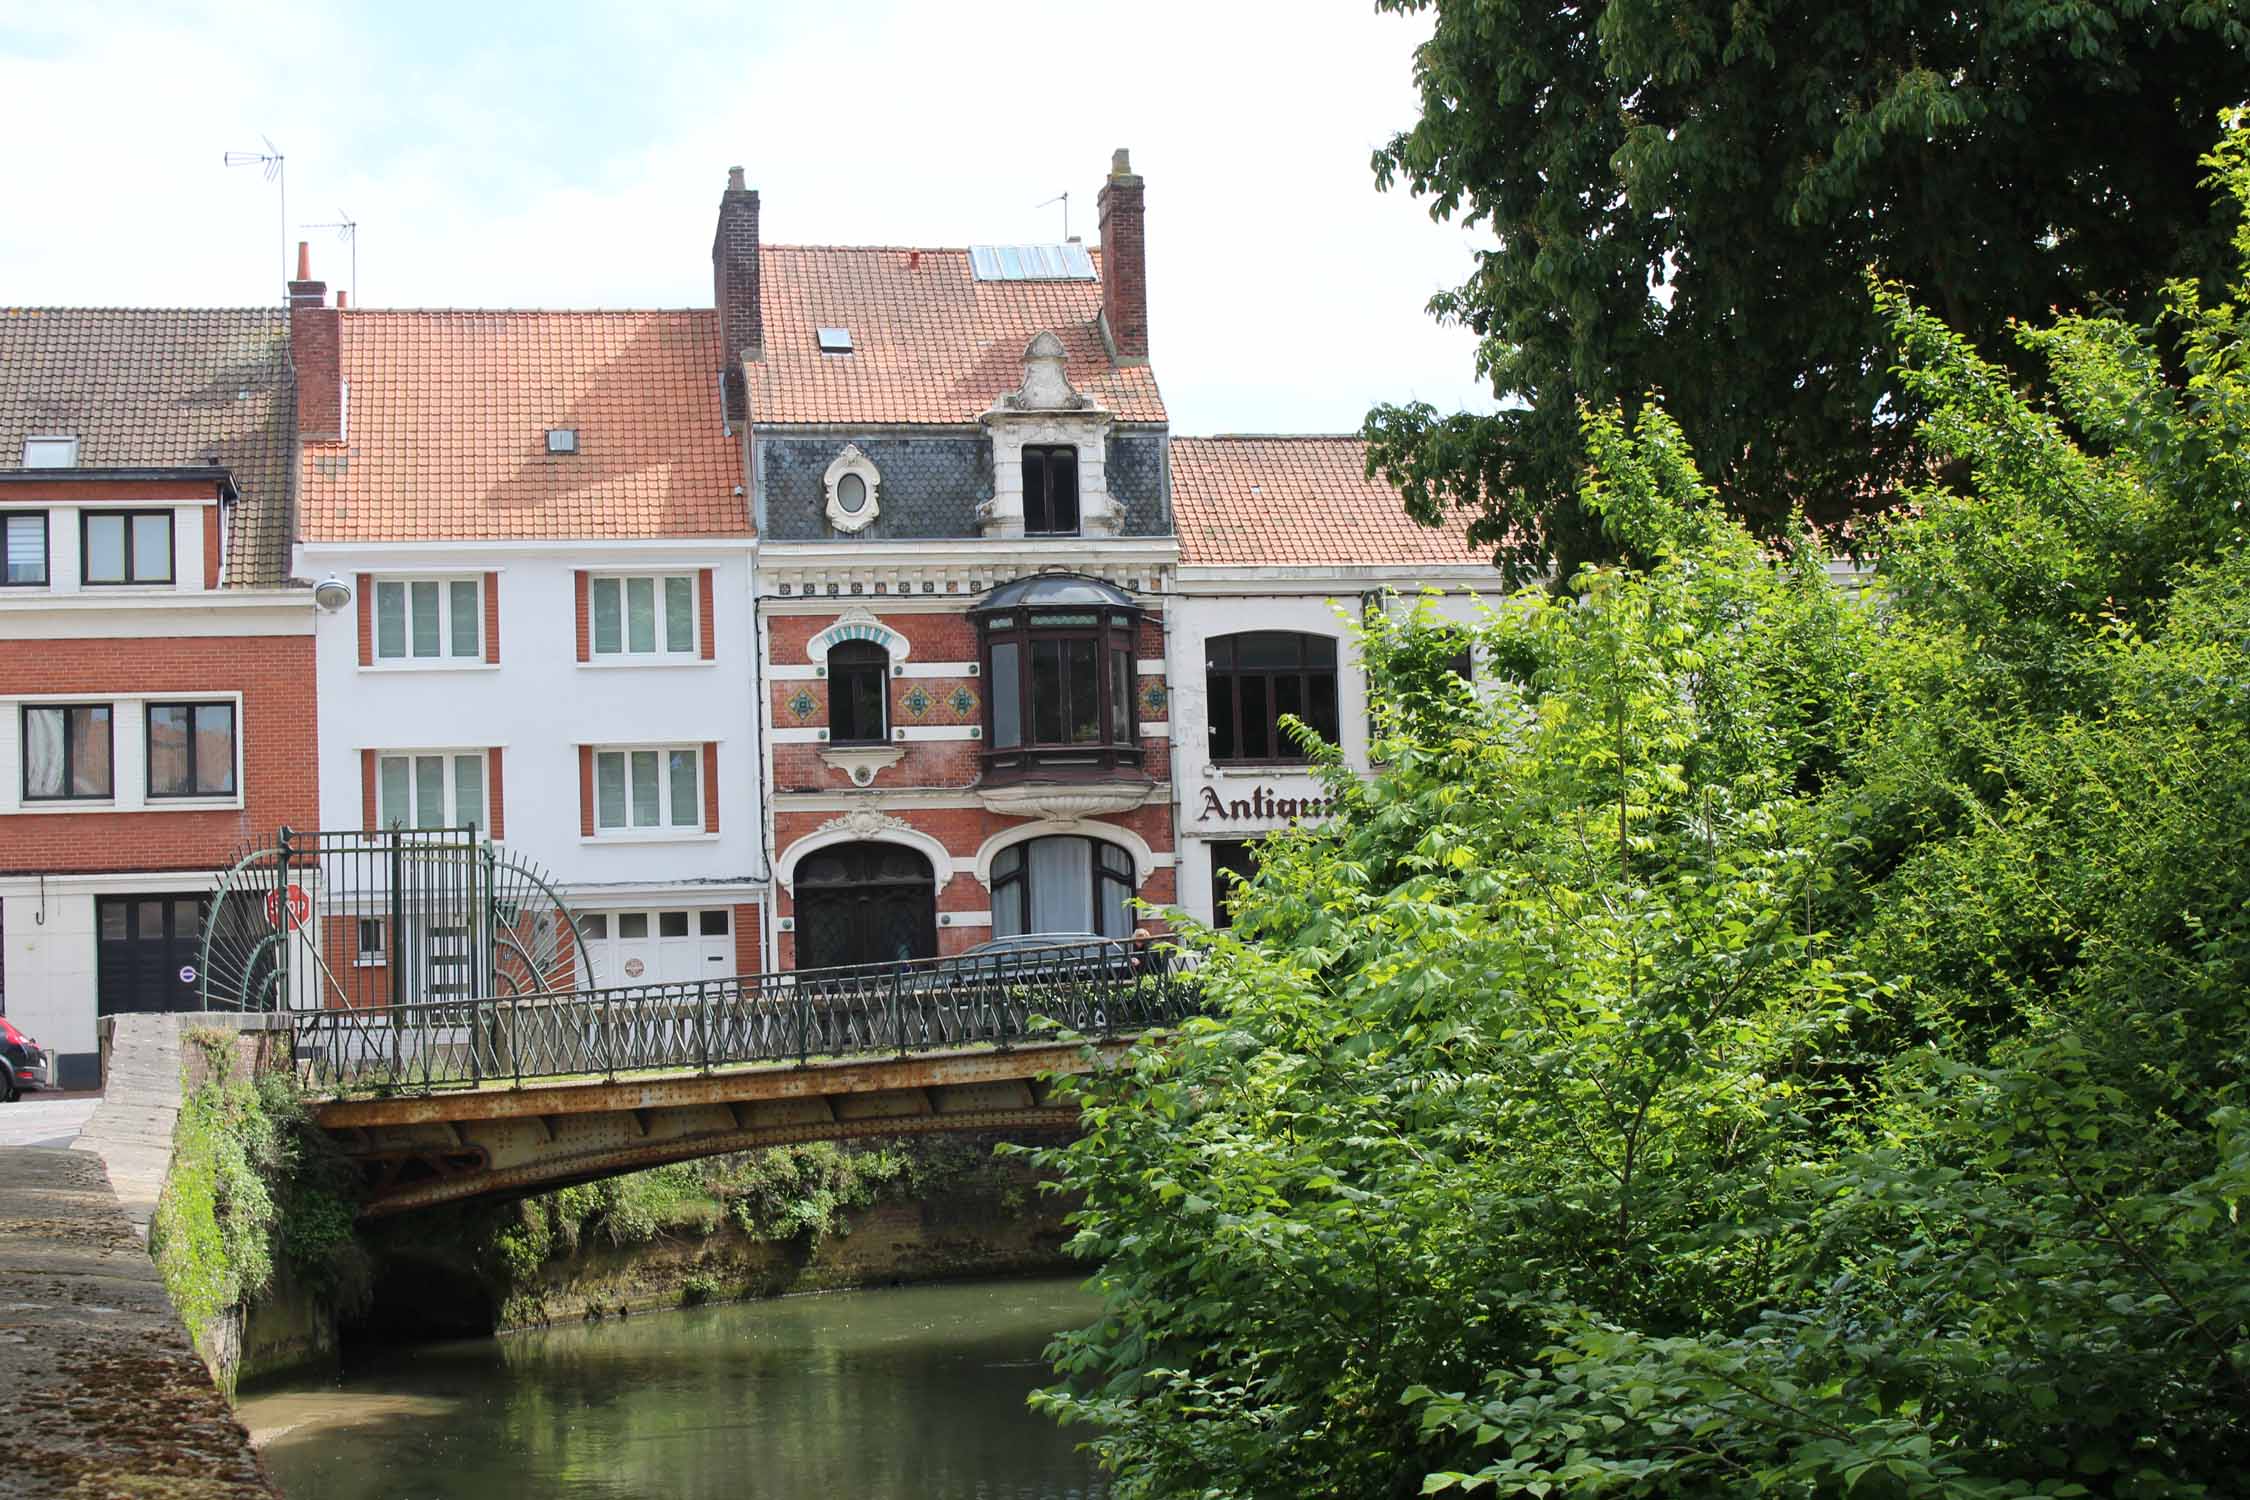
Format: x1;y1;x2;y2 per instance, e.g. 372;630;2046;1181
730;152;1180;968
0;308;313;1085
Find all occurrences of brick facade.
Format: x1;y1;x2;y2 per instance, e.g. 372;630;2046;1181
0;633;318;874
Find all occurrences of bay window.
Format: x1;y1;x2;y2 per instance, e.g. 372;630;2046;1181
22;703;112;800
977;574;1143;780
373;577;482;661
593;746;702;833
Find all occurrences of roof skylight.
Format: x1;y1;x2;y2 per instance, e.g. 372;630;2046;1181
969;244;1096;282
816;326;854;354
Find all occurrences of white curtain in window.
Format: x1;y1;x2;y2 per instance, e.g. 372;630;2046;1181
23;709;64;797
1027;836;1093;934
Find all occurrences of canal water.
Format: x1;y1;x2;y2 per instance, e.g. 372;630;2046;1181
238;1277;1109;1500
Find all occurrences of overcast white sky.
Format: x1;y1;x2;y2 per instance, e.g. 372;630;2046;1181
0;0;1498;435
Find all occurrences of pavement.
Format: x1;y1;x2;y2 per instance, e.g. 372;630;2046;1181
0;1093;101;1149
0;1145;277;1497
74;1013;186;1240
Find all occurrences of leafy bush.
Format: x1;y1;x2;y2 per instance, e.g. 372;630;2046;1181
150;1043;368;1375
1033;117;2250;1500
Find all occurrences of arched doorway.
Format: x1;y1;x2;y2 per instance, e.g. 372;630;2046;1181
792;841;937;970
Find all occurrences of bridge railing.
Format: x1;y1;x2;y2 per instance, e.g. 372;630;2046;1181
290;936;1199;1096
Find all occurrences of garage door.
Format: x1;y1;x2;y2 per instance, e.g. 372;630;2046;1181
579;908;733;988
97;894;213;1015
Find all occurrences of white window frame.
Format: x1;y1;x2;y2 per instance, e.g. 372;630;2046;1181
589;744;704;837
22;435;78;469
587;573;699;660
375;749;490;831
370;575;485;665
355;917;387;967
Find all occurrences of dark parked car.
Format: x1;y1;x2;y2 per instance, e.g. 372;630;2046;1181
0;1015;53;1102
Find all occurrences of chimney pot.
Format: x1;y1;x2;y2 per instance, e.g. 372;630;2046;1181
1110;148;1132;178
727;166;745;191
335;291;348;309
296;240;311;280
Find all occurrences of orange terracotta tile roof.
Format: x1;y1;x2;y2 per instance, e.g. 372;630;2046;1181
749;247;1166;426
1171;436;1492;568
299;310;749;542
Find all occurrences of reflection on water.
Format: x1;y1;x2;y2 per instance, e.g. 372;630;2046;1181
241;1277;1108;1500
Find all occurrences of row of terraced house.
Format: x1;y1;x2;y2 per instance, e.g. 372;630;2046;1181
0;151;1496;1088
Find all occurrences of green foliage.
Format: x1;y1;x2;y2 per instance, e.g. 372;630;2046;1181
1037;122;2250;1500
150;1055;368;1375
1364;1;2250;585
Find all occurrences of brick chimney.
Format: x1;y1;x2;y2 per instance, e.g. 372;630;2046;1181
712;166;762;423
1097;148;1148;363
288;241;345;442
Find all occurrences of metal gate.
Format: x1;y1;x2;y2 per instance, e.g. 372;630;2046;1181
196;827;583;1014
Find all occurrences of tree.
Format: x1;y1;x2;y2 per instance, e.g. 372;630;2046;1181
1037;121;2250;1499
1364;0;2250;585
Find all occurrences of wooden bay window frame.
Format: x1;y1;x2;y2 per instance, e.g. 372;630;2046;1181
979;597;1143;780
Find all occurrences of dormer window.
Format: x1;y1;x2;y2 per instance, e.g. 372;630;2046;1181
1023;446;1080;536
82;511;173;586
816;326;854;354
22;436;77;469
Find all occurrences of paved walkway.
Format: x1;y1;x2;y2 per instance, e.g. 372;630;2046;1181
74;1013;185;1240
0;1095;100;1150
0;1146;276;1497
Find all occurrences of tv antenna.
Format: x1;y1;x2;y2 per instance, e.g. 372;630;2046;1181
1035;191;1070;239
304;211;357;305
222;137;287;295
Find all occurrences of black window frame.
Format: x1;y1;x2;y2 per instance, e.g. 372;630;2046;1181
1206;631;1341;763
3;511;48;587
991;835;1137;939
80;509;175;586
979;602;1143;781
1022;445;1081;536
21;702;114;802
145;701;238;800
827;640;891;745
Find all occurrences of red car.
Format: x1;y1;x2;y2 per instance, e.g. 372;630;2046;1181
0;1015;52;1102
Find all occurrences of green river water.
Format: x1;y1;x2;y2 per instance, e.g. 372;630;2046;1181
237;1277;1109;1500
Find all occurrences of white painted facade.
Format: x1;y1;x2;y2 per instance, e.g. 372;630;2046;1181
1167;564;1500;928
300;538;768;950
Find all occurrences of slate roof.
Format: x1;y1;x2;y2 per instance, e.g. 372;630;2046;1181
749;246;1166;426
0;307;296;586
298;310;749;542
1170;436;1490;568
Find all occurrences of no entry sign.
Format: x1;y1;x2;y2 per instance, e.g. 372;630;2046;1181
265;883;311;930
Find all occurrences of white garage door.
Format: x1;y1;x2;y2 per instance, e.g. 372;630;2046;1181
579;908;733;988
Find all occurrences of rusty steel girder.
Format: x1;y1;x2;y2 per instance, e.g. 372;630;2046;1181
321;1040;1125;1217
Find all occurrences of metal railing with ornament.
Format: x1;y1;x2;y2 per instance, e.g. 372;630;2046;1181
291;935;1199;1097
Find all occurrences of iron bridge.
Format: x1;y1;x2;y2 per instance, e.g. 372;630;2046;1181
292;937;1199;1215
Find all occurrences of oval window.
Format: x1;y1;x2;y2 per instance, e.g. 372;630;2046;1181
837;473;868;514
